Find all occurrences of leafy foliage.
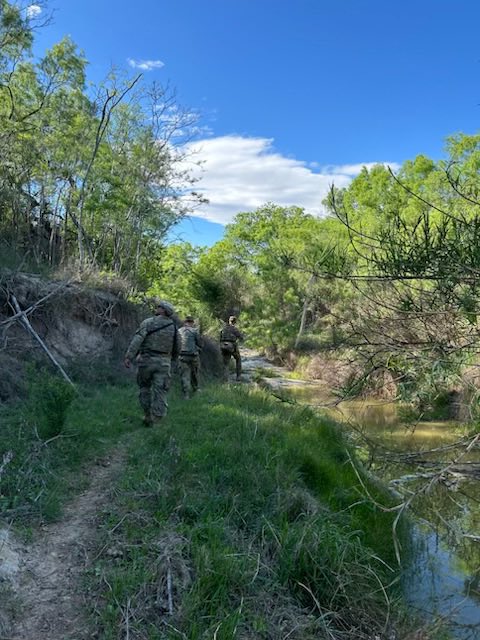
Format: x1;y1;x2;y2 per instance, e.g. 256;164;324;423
0;1;203;283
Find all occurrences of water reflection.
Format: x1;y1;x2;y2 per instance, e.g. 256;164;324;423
281;383;480;639
405;530;480;640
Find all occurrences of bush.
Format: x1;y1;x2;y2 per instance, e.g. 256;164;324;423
26;373;76;439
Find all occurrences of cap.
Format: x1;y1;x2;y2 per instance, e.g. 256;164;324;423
155;299;175;317
184;315;195;323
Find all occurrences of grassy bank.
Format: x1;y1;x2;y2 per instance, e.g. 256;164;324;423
91;384;407;639
0;375;138;525
1;377;423;638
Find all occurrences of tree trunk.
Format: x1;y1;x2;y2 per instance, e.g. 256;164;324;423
294;275;316;349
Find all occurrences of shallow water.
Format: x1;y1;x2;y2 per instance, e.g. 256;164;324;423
274;384;480;638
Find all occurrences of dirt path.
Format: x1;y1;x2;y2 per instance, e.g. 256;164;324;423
0;450;125;640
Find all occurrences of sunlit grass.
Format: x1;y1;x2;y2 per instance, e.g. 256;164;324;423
1;376;423;639
89;382;408;639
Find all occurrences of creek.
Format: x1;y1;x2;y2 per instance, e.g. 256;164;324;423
242;352;480;640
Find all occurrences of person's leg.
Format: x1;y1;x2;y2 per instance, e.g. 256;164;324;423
233;349;242;380
221;350;231;381
191;357;200;392
179;359;191;398
151;359;171;420
137;365;153;424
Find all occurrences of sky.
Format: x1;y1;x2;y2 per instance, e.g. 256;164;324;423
30;0;480;246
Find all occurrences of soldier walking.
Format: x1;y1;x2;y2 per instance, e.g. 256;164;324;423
178;315;203;399
220;315;244;382
124;300;179;426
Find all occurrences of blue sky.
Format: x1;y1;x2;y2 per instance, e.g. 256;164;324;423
30;0;480;246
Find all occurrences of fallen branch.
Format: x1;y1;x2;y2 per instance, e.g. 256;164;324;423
0;450;13;482
10;294;75;388
167;558;174;615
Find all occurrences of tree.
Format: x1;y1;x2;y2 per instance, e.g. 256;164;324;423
0;1;204;284
325;144;480;411
195;204;348;352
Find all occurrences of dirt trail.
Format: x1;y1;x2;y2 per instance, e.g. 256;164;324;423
1;450;125;640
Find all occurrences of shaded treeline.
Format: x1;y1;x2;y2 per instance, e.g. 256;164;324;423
156;138;480;413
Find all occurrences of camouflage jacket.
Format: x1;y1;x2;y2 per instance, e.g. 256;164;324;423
125;316;180;361
178;326;203;356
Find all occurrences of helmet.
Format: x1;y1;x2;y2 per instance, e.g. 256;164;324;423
155;299;175;317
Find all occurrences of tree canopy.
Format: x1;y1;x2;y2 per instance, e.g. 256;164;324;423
0;1;203;280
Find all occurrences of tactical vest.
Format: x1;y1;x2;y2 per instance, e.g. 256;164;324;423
179;326;199;355
141;317;176;355
220;325;238;342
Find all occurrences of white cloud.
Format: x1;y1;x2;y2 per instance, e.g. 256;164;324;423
181;135;398;225
322;162;400;176
127;58;164;71
26;4;42;18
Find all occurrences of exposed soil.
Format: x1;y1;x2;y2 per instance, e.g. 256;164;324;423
0;449;125;640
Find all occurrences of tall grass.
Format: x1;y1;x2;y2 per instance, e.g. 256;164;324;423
89;383;410;639
0;374;136;523
0;377;425;638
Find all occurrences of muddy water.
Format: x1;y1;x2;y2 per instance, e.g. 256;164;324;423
255;372;480;639
294;392;480;638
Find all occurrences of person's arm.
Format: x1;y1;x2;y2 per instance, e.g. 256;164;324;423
196;330;204;351
124;320;149;367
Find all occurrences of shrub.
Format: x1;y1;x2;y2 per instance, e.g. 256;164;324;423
26;373;76;440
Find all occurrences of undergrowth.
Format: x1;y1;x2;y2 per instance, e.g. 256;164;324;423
88;384;412;640
0;377;432;639
0;374;137;523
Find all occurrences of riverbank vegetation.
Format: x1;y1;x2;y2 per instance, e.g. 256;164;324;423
162;148;480;420
1;2;478;637
1;374;430;639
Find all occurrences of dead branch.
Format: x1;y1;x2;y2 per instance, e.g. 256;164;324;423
167;558;174;615
9;294;75;387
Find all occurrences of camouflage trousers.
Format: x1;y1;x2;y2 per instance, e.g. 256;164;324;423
221;346;242;380
179;354;200;396
136;356;172;418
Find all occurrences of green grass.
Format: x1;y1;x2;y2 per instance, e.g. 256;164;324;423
86;383;411;639
0;375;137;524
253;366;278;378
0;376;424;639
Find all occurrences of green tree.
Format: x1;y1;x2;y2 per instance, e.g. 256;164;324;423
0;1;204;283
326;143;480;408
194;204;348;351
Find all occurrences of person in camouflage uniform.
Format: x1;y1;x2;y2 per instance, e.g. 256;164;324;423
220;315;244;382
124;300;180;426
178;316;203;399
